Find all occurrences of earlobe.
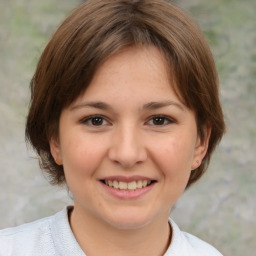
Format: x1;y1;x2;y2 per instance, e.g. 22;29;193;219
191;126;211;170
50;138;63;165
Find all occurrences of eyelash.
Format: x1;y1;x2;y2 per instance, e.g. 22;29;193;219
81;115;174;127
81;115;110;126
146;115;175;126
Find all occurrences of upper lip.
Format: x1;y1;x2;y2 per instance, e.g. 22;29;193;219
100;175;156;183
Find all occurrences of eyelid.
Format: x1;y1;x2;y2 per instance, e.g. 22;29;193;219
80;115;111;126
146;115;175;126
80;114;175;127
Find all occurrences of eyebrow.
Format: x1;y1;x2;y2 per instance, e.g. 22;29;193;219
70;101;111;111
70;100;185;111
142;100;185;111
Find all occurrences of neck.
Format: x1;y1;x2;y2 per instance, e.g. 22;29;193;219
69;205;172;256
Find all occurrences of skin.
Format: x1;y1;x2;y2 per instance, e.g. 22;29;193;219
50;46;210;256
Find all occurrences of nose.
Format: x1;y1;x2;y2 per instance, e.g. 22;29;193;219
108;124;147;169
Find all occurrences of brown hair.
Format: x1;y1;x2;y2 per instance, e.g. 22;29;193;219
26;0;225;187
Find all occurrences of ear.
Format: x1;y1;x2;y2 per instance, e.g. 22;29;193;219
49;138;63;166
191;126;211;170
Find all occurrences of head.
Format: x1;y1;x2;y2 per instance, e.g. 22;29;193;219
26;0;225;188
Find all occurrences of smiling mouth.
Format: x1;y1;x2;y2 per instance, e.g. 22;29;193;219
101;180;156;190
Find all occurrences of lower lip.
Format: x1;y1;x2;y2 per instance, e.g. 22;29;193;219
100;182;155;200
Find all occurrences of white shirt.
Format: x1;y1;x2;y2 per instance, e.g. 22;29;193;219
0;206;223;256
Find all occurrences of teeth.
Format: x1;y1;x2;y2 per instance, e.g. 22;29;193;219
113;180;119;189
119;181;128;190
105;180;152;190
137;180;143;189
128;181;137;190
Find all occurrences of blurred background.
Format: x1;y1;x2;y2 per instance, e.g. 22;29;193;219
0;0;255;255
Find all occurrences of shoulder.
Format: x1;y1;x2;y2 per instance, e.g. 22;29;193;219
0;214;51;236
0;215;53;256
182;231;223;256
165;218;223;256
0;208;67;256
0;206;85;256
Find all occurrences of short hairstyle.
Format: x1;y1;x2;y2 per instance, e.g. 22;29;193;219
26;0;225;187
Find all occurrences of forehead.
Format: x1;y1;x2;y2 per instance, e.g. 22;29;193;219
74;46;175;100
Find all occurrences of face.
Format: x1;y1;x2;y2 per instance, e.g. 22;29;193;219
51;46;209;230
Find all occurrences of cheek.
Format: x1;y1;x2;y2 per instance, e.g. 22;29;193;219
150;135;195;177
61;136;107;178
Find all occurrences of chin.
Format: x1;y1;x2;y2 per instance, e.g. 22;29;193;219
104;210;155;230
108;219;150;230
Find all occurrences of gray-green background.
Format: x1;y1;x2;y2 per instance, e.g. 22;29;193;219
0;0;255;255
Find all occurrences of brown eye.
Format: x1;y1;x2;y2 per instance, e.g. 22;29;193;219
152;116;166;125
91;117;104;126
82;115;108;126
147;115;173;126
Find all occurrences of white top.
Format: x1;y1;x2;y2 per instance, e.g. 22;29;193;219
0;206;223;256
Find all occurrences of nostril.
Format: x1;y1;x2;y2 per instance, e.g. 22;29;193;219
108;138;147;168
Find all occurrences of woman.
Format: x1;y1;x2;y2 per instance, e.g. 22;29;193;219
0;0;225;255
